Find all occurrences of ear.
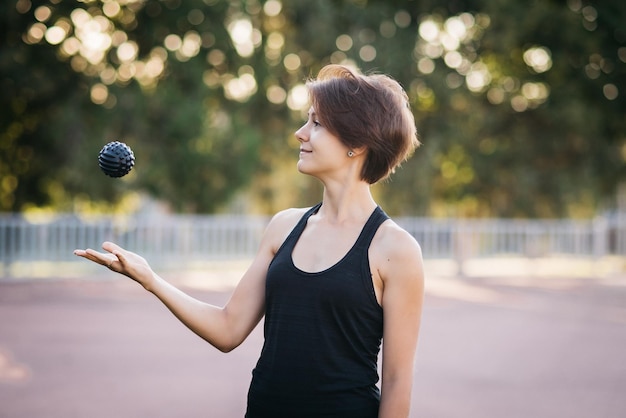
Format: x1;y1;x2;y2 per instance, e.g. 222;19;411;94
349;146;367;157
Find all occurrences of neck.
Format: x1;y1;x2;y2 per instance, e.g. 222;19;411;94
318;180;377;224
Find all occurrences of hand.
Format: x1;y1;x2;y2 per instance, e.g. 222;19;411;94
74;241;155;288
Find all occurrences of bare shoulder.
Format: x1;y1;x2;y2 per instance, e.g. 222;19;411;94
371;219;424;284
374;219;423;260
270;206;310;224
262;206;312;253
267;207;310;234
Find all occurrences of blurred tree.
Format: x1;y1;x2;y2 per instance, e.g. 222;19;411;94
376;0;626;217
1;0;262;213
1;0;624;217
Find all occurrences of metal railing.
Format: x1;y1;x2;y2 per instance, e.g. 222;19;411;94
397;215;623;259
1;212;624;278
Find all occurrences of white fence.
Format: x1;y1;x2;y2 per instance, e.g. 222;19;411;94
1;212;625;278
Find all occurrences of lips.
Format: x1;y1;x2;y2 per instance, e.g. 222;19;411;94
299;148;312;154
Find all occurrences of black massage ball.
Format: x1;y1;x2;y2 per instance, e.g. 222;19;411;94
98;141;135;178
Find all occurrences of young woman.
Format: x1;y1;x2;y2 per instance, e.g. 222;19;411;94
75;64;424;417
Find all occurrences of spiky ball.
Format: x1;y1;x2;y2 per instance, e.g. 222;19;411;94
98;141;135;178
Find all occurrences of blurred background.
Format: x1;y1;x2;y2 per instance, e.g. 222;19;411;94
1;0;625;277
2;0;625;217
1;1;626;417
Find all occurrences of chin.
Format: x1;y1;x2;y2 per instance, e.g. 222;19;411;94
296;161;308;174
296;164;318;179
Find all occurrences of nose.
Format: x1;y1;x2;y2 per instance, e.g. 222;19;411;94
295;124;308;143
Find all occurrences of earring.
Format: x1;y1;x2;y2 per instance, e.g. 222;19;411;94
347;151;354;157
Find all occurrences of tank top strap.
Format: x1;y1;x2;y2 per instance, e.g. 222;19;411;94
352;206;389;252
275;202;323;254
294;202;322;234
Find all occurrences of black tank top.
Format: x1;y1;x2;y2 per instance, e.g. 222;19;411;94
246;203;389;418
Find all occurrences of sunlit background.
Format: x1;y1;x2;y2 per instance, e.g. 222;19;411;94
3;0;624;218
21;1;569;113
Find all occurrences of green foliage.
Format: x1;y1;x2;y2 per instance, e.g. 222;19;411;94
1;0;624;217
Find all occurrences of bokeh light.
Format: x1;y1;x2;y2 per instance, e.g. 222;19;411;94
523;46;553;73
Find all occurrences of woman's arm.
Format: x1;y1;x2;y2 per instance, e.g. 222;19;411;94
74;209;304;353
374;224;425;417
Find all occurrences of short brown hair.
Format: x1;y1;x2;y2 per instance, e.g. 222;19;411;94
306;65;420;184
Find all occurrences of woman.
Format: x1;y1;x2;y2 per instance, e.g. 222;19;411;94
75;64;424;417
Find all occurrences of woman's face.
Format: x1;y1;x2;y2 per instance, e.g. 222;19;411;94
295;107;351;180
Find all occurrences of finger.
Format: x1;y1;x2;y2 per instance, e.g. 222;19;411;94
76;248;101;262
102;241;124;254
102;242;126;269
114;246;134;264
83;248;117;267
73;248;118;271
105;256;118;270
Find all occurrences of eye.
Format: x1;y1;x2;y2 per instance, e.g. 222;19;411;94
312;119;321;127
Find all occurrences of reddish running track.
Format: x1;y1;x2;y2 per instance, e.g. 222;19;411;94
1;274;625;417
